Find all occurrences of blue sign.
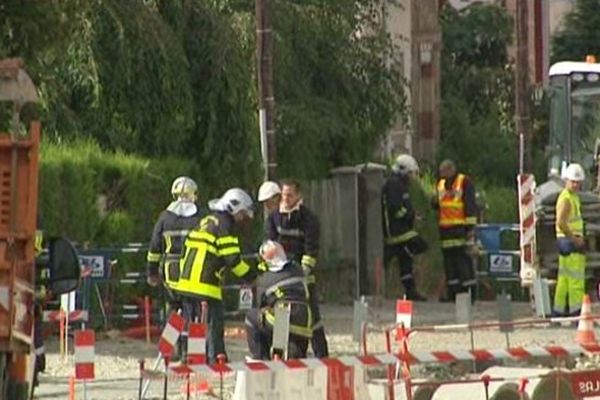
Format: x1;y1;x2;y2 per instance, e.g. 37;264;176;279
78;253;110;280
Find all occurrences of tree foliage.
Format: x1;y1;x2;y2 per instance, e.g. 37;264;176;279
272;0;406;178
2;0;406;187
438;4;516;185
552;0;600;63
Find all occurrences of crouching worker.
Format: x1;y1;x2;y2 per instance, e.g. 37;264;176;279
245;240;312;360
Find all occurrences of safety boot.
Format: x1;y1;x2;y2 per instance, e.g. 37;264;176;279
403;279;427;302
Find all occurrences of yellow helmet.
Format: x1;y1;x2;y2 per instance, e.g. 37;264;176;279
171;176;198;201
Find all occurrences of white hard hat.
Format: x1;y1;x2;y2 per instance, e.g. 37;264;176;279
259;240;288;272
392;154;419;175
563;163;585;182
257;181;281;202
171;176;198;200
209;188;254;218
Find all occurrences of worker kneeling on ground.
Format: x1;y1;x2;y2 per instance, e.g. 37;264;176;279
553;163;587;317
245;240;312;360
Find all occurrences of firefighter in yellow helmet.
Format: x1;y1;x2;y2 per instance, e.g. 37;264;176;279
175;188;257;363
554;163;586;316
146;177;205;316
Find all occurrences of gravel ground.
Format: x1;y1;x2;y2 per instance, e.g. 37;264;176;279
33;300;593;399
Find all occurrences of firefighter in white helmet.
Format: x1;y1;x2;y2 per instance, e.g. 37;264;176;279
257;181;282;215
381;154;428;301
554;163;586;316
175;187;258;363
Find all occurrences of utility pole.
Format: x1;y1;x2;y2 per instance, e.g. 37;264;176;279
256;0;277;180
515;0;532;172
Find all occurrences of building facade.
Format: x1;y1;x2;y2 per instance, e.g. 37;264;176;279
384;0;442;162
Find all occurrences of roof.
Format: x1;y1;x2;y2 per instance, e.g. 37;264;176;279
549;61;600;76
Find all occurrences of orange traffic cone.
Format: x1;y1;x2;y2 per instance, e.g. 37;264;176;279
576;294;597;345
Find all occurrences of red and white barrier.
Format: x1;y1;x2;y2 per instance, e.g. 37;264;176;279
396;300;412;340
169;343;600;375
74;330;95;380
158;312;185;358
517;174;537;284
187;322;206;365
43;310;88;322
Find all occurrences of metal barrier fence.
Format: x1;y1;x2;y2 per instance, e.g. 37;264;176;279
44;244;258;333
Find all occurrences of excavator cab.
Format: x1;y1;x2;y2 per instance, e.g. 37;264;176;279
546;60;600;187
536;58;600;292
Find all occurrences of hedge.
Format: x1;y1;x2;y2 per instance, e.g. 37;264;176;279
39;140;206;245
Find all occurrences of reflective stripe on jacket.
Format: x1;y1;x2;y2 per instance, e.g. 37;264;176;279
381;173;418;245
176;212;254;300
146;208;204;290
437;174;466;227
266;203;319;282
257;261;312;338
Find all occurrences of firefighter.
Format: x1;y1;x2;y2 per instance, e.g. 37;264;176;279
265;179;329;358
257;181;281;216
176;188;257;363
382;154;428;301
146;177;204;310
245;240;312;360
432;159;479;303
553;163;586;317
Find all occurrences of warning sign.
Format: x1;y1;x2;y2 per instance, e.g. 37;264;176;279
572;370;600;397
239;287;253;310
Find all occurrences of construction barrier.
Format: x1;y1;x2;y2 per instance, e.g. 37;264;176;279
158;312;185;358
72;329;96;399
42;310;88;322
517;173;537;284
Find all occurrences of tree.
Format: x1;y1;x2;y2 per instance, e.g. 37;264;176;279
2;0;406;183
272;0;407;178
205;0;408;179
438;3;516;185
552;0;600;63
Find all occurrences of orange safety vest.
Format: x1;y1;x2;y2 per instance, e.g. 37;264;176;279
437;174;466;228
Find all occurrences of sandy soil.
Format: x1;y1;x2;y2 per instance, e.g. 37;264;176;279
33;300;589;399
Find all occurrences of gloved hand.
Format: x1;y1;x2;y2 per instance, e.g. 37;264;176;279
146;274;160;287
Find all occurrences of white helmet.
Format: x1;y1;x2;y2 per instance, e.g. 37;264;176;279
257;181;281;202
171;176;198;200
209;188;254;218
392;154;419;175
564;163;585;182
259;240;288;272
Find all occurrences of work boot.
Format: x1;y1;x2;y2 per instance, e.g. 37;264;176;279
403;280;427;302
